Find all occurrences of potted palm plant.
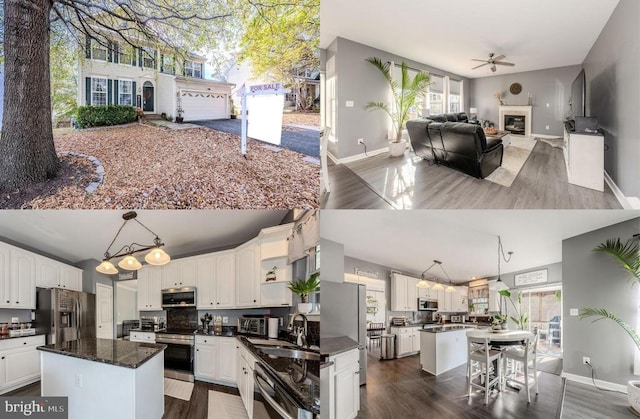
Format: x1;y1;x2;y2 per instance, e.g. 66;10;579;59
364;57;431;157
288;272;320;314
579;238;640;413
498;289;529;330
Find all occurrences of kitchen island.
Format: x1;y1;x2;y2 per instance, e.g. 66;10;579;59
37;338;166;419
419;326;476;376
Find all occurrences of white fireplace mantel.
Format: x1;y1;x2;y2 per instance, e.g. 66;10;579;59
499;105;532;137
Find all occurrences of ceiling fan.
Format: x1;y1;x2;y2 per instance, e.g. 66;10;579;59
471;53;515;73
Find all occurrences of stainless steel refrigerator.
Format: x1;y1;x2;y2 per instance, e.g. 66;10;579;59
35;288;96;345
321;282;367;385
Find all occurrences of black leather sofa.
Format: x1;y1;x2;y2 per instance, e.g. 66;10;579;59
406;118;503;179
428;112;480;124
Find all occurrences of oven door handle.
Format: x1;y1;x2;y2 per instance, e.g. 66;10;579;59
254;369;294;419
155;339;193;346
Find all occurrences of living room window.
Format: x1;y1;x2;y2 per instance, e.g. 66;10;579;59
428;74;445;115
449;79;462;113
91;77;108;106
118;80;133;106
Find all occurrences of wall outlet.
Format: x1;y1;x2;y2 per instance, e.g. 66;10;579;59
357;138;364;145
346;100;354;108
583;356;591;365
11;317;18;323
545;125;550;130
222;317;228;324
546;103;550;108
570;308;579;316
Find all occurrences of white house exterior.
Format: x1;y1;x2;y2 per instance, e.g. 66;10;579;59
77;38;234;121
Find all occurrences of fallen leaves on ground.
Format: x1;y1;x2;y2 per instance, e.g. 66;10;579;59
5;124;319;209
283;112;320;127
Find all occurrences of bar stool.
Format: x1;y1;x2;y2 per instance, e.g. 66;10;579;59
502;333;539;403
467;336;502;404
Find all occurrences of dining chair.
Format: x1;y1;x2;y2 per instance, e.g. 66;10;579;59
502;332;539;403
467;336;502;405
367;323;384;348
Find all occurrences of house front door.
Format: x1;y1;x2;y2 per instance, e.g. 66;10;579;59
143;82;154;112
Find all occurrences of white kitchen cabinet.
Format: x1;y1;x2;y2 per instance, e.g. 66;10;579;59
215;251;236;308
0;335;45;394
162;258;197;289
411;327;422;352
129;331;156;343
563;127;604;191
217;337;237;383
35;256;59;289
329;348;360;419
437;288;450;312
0;244;11;308
391;327;420;357
195;336;217;380
9;248;36;309
59;265;82;291
236;240;260;308
196;255;216;309
417;281;438;299
237;341;257;419
137;266;162;311
390;273;418;311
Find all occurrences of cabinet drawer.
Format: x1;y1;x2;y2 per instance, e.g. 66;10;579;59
195;335;216;346
391;327;412;335
0;335;45;351
331;348;359;372
130;332;155;343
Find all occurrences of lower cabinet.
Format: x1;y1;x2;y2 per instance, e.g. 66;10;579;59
236;341;257;419
129;331;156;343
322;348;360;419
0;335;45;394
194;336;237;385
391;327;421;358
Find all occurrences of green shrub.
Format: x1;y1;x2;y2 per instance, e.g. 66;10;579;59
76;105;137;128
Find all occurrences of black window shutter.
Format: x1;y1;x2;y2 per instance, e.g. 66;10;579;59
139;49;143;68
172;57;176;75
132;82;137;107
85;77;91;105
153;50;157;70
85;37;91;59
107;41;113;62
160;54;164;73
114;81;119;105
107;80;113;105
113;42;119;64
183;60;187;76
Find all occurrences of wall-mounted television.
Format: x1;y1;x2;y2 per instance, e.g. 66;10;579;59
570;69;586;118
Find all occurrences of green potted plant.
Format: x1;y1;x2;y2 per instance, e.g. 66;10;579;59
498;290;529;330
265;266;277;282
364;57;431;157
491;314;509;330
578;238;640;412
288;272;320;313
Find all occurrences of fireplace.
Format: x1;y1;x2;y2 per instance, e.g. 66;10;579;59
504;115;526;135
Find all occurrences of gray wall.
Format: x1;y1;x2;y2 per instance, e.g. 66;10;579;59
319;238;344;283
563;217;640;385
77;259;113;295
583;0;640;199
327;37;470;160
469;65;581;136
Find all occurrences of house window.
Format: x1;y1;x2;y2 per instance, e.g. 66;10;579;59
91;40;107;61
185;60;202;78
118;80;133;106
162;55;175;75
428;74;445;115
449;79;462;113
117;42;135;66
91;77;108;106
142;47;156;69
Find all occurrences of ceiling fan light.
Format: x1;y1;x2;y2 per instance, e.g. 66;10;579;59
118;255;142;271
96;260;118;275
416;279;430;288
145;247;171;266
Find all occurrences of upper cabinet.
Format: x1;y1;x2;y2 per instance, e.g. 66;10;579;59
235;239;261;308
35;255;82;292
138;266;162;311
162;258;197;289
196;251;236;309
390;273;418;312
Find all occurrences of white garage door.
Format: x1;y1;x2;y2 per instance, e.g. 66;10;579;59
180;91;227;121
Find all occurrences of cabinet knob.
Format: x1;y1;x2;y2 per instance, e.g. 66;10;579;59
196;349;199;352
1;357;4;360
16;302;18;304
5;301;8;303
99;326;102;328
253;299;256;303
355;371;359;375
217;302;219;305
23;342;26;345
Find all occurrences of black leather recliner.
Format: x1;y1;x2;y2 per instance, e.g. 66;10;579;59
406;118;503;179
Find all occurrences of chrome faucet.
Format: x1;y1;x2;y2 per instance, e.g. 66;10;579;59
288;313;309;348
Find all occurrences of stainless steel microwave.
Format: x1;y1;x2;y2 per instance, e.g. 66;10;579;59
237;317;268;336
418;298;438;311
161;287;196;308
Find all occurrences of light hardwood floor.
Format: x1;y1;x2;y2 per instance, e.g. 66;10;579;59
322;141;622;209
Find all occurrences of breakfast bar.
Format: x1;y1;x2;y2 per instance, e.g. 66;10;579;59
38;338;166;419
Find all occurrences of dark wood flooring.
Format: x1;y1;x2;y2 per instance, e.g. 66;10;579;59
322;141;621;209
4;380;239;419
358;350;563;419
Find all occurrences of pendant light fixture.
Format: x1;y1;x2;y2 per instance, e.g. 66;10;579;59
417;260;455;291
96;211;171;275
491;235;513;314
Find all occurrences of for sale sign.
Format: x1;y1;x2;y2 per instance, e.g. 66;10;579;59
249;83;284;95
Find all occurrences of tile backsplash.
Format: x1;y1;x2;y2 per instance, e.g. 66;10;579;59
0;309;32;324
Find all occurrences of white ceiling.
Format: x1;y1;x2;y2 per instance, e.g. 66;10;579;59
321;210;639;282
320;0;620;79
0;210;288;264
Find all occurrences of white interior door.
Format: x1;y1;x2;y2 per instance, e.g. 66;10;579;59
96;283;114;339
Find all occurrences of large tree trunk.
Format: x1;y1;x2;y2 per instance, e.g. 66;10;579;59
0;0;59;190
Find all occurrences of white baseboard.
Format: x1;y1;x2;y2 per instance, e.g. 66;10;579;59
532;133;563;139
562;372;628;393
604;171;640;209
328;146;390;165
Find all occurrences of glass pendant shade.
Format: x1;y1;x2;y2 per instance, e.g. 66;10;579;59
416;279;430;288
432;282;444;291
445;284;456;293
118;255;142;271
96;260;118;275
145;247;171;266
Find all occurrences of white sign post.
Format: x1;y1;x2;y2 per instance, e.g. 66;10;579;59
236;82;290;155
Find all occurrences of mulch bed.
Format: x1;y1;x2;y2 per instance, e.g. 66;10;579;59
283;112;320;127
0;155;96;209
1;124;319;209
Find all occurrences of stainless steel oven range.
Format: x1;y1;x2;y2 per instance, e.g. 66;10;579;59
254;362;317;419
155;329;195;382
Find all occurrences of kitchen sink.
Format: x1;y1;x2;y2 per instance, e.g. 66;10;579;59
257;346;321;361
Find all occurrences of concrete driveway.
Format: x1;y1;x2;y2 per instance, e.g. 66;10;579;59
193;119;319;158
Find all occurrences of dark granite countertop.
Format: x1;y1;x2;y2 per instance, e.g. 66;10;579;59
320;336;359;357
238;336;319;415
0;333;46;340
420;325;476;333
37;338;166;369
